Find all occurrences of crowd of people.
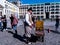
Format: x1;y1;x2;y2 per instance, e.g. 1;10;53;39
0;7;59;44
0;14;18;34
0;7;35;44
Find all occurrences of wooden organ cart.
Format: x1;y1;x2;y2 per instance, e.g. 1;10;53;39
35;20;44;42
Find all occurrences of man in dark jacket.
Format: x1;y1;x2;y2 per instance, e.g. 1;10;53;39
1;15;7;31
55;16;59;31
10;14;14;29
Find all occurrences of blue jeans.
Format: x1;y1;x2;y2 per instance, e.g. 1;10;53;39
55;22;59;30
0;22;2;29
12;24;17;30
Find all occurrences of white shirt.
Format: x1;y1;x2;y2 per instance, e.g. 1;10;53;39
25;12;33;26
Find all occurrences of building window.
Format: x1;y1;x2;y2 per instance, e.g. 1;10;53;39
41;7;43;9
51;6;55;8
51;12;54;14
41;12;43;14
37;13;40;14
37;4;40;6
33;10;36;12
41;16;44;19
51;9;54;11
37;10;40;11
41;9;43;11
5;5;8;9
45;3;50;5
55;9;59;11
56;6;59;7
55;15;59;18
33;5;36;6
33;12;40;14
41;4;44;6
34;13;36;14
37;7;40;9
55;12;59;14
33;10;36;11
51;15;54;18
56;3;60;5
33;7;36;9
56;6;59;8
51;3;55;5
49;7;50;11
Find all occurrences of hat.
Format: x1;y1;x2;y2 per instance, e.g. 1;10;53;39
28;7;32;11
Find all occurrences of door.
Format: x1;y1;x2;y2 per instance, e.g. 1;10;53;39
46;12;49;19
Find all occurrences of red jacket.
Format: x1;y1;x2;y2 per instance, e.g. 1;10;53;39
12;17;18;25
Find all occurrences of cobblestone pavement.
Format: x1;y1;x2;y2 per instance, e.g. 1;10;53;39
0;20;60;45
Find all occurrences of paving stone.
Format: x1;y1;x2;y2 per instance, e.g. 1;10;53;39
0;19;59;45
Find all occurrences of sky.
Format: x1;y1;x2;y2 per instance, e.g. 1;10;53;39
20;0;60;4
8;0;60;4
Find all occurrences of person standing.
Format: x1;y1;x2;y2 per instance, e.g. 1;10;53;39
12;15;18;34
55;16;59;31
24;8;34;44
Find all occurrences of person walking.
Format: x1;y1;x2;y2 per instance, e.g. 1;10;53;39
24;7;34;44
11;15;18;34
10;14;14;29
0;14;3;30
55;16;59;31
1;15;7;31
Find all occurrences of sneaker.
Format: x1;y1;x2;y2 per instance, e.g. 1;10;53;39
28;42;32;44
6;29;8;30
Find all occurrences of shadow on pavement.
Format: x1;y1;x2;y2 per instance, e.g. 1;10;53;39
8;31;27;43
8;31;38;43
50;30;60;34
8;31;14;34
30;34;38;42
45;29;60;34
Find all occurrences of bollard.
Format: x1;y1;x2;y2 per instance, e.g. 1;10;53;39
48;29;50;33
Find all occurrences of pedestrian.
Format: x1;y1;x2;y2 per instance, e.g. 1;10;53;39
2;15;7;31
23;15;26;38
31;16;35;35
32;16;35;23
11;15;18;34
0;14;3;30
10;14;14;29
24;7;34;44
55;16;59;31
